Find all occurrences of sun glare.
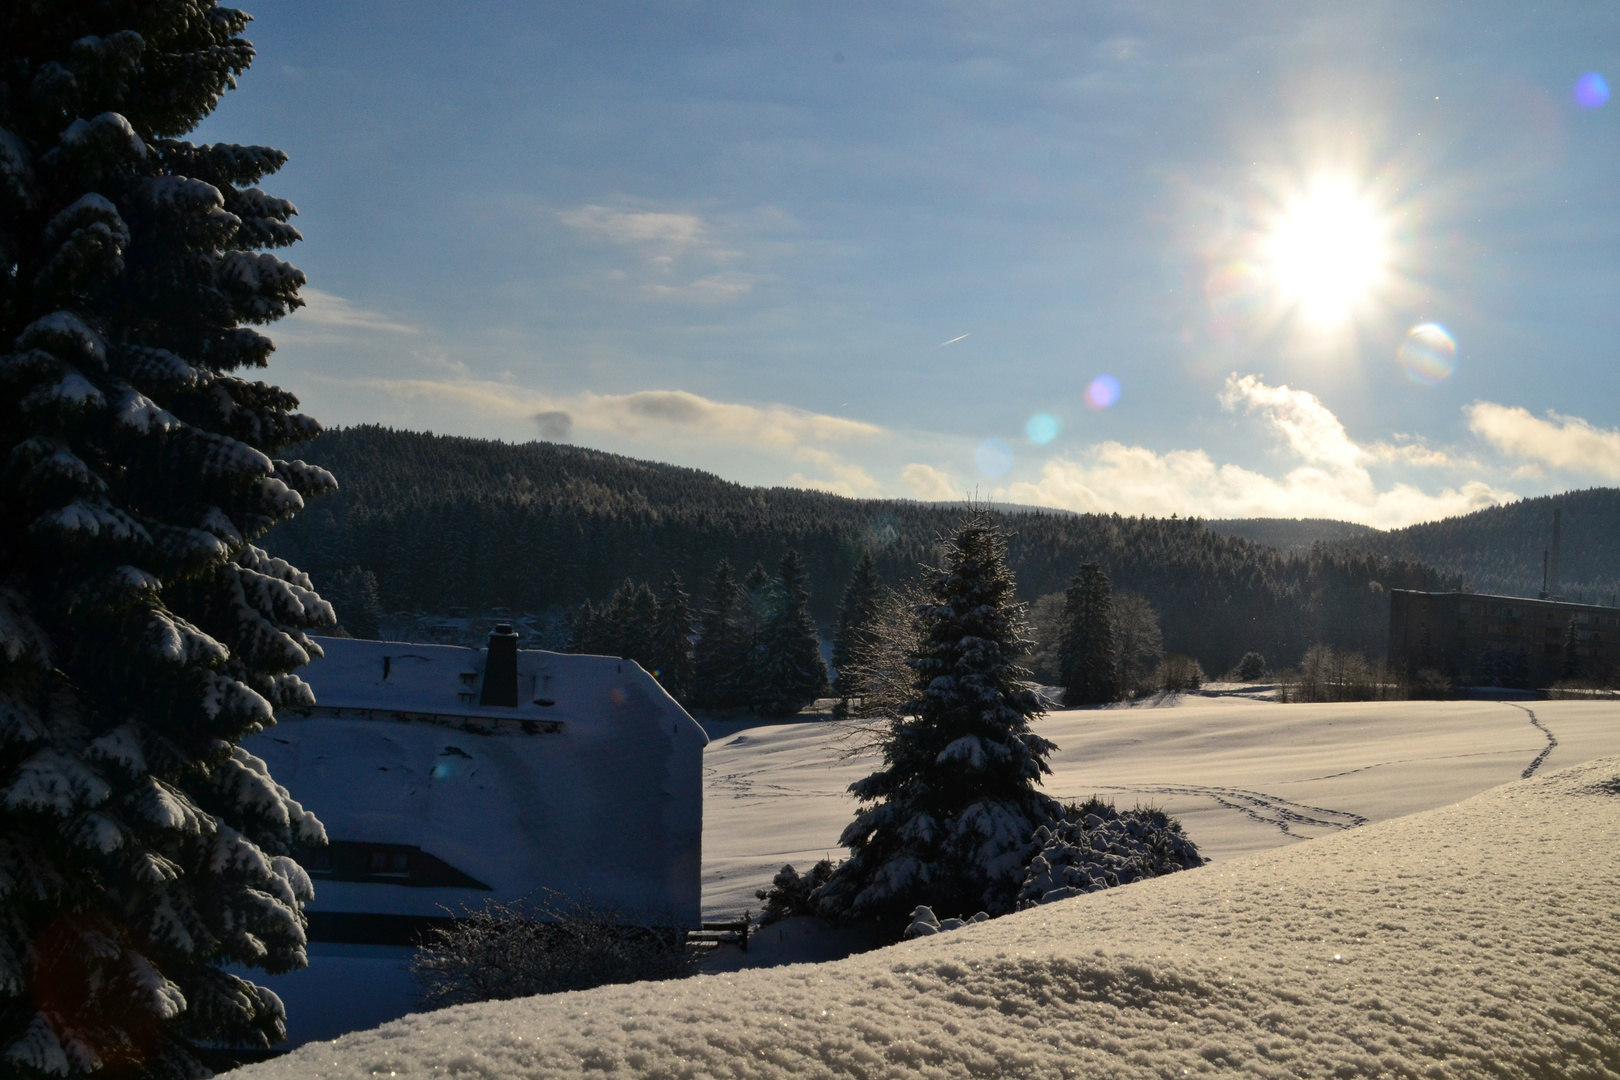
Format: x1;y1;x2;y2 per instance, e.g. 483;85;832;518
1264;177;1390;326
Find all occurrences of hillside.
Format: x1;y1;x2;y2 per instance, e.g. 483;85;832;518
265;426;1452;674
1207;517;1379;551
1210;489;1620;602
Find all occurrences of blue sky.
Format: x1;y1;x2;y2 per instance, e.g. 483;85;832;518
200;1;1620;525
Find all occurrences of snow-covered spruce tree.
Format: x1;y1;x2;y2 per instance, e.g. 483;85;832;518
649;571;694;704
830;551;880;707
752;549;828;718
0;5;332;1075
1058;563;1118;707
815;512;1059;928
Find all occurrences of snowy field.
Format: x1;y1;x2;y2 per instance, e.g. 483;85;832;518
701;695;1620;917
231;753;1620;1078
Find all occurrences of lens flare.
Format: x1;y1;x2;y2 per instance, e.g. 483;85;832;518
1398;322;1457;384
975;438;1013;477
1085;375;1120;410
1025;413;1061;444
1265;176;1390;326
1204;261;1269;319
1575;72;1610;108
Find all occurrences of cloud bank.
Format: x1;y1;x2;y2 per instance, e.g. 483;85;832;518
1465;403;1620;480
1008;375;1513;528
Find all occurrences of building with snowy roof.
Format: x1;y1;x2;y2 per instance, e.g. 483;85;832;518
238;627;707;1047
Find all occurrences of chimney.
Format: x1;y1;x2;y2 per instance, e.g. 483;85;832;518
1548;508;1563;600
479;623;519;707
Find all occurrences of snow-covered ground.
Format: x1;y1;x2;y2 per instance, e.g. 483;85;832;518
702;696;1620;916
231;752;1620;1078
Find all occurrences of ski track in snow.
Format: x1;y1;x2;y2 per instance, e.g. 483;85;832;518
1508;702;1559;778
1085;783;1369;837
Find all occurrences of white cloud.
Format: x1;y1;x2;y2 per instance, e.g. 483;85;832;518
558;206;708;249
646;271;756;302
1007;375;1514;528
558;202;762;303
280;288;419;342
1465;402;1620;480
787;447;883;498
309;375;879;460
1220;373;1361;470
901;463;960;501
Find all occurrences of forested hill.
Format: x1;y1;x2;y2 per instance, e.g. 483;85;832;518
266;426;1451;673
1207;518;1379;552
1211;489;1620;603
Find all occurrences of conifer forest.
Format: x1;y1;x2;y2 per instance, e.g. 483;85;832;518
267;425;1452;676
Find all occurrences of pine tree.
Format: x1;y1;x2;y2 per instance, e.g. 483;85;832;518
692;560;748;708
598;578;637;657
1560;616;1583;682
1058;564;1118;706
815;513;1059;928
568;599;601;653
649;571;695;703
626;582;659;671
0;5;332;1073
321;565;380;640
753;550;829;717
831;552;881;702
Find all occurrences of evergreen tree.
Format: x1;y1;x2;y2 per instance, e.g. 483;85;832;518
321;565;380;639
692;560;748;708
649;571;695;703
737;560;772;704
815;513;1058;928
1058;564;1118;706
1560;616;1583;682
753;550;829;717
831;552;881;701
598;578;637;657
0;5;332;1072
626;582;659;671
568;599;601;653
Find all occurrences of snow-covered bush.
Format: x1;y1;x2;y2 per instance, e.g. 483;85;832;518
902;905;988;939
755;859;836;925
409;895;699;1009
0;4;331;1072
1017;798;1205;907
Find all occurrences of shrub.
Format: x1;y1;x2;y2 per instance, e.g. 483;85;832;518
755;859;837;925
1017;797;1205;907
1233;651;1269;681
1156;653;1206;692
409;894;698;1009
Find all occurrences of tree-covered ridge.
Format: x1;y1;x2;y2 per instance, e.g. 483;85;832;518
267;425;1451;674
1211;488;1620;603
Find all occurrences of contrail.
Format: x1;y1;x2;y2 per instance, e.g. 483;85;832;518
937;333;969;347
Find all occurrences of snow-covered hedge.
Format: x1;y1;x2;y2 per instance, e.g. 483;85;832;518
1018;799;1205;907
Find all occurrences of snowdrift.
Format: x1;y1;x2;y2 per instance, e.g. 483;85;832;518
233;757;1620;1078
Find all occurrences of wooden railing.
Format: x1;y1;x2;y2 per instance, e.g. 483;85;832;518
687;915;750;953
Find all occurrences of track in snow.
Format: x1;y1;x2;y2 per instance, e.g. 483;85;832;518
1083;783;1369;838
1506;703;1558;778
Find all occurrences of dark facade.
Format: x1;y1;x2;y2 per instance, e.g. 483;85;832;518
1389;589;1620;688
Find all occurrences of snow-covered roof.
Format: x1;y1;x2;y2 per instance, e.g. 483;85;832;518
288;636;655;727
230;755;1620;1079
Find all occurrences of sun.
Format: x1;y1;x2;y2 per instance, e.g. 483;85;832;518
1264;176;1390;327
